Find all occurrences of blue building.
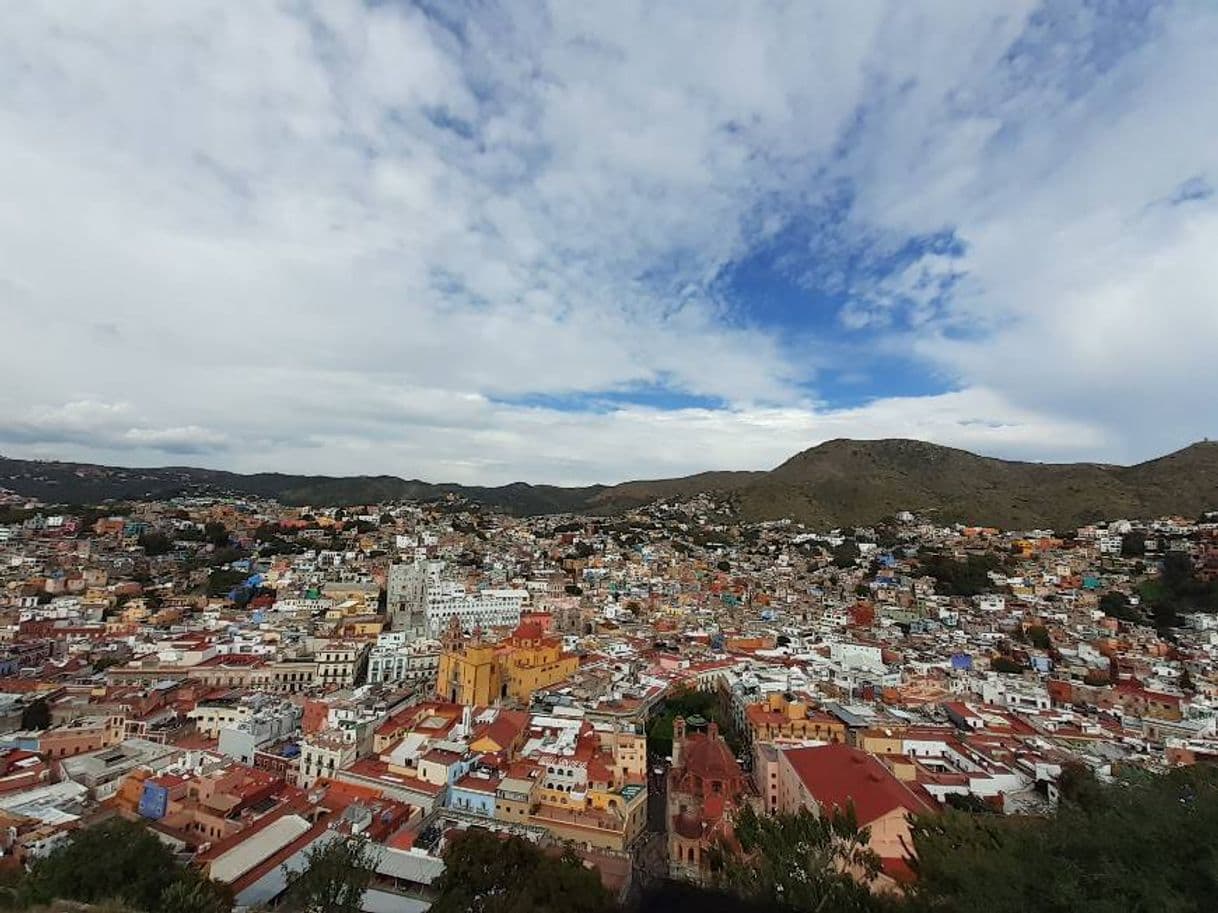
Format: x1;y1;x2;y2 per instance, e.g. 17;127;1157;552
446;771;497;817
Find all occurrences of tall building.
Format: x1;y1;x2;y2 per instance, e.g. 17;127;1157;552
366;632;441;687
435;618;502;706
666;718;748;883
501;620;579;704
386;559;434;638
424;582;527;636
388;559;527;638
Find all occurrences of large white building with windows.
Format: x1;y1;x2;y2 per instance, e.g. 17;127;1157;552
388;559;528;638
365;632;441;686
424;582;527;635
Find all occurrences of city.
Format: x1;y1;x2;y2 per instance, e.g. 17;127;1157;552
0;478;1216;909
3;1;1218;911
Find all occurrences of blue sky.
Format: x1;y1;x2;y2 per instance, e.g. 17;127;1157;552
0;1;1215;484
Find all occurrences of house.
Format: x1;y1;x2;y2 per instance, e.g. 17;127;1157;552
776;744;935;886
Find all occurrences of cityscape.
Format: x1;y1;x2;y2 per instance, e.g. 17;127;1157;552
0;463;1216;910
3;1;1218;911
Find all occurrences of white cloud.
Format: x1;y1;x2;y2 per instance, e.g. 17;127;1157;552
0;1;1213;482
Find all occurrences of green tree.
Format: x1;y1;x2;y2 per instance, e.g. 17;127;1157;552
138;530;174;556
709;804;888;912
22;818;181;910
1025;625;1051;650
160;870;233;913
204;522;230;548
432;830;615;913
1180;668;1196;692
1098;591;1139;622
832;540;861;569
1120;531;1146;557
909;765;1218;913
20;698;51;731
920;553;1000;597
281;835;379;913
990;656;1024;674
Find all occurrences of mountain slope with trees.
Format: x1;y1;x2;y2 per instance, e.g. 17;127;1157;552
2;438;1216;529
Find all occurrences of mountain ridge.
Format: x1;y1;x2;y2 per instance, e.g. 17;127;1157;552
2;439;1216;530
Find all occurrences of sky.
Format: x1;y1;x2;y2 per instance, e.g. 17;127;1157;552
1;1;1216;485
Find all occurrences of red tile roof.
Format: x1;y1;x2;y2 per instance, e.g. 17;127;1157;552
781;744;934;826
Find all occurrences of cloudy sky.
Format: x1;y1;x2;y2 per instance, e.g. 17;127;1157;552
2;1;1216;485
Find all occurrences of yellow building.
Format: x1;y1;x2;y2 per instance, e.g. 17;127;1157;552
502;621;579;703
435;617;578;707
436;621;503;706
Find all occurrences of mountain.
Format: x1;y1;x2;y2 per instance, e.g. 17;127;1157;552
2;438;1216;530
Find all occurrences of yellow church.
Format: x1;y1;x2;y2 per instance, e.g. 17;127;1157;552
436;615;578;706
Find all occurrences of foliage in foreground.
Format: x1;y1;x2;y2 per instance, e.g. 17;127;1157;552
907;764;1218;913
709;803;895;912
432;830;616;913
280;835;380;913
705;765;1218;913
18;818;230;913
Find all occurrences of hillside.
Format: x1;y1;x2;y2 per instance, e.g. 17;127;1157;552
2;439;1216;530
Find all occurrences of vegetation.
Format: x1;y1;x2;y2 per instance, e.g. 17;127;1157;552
920;553;1000;597
137;531;173;556
700;765;1218;913
431;830;615;913
3;439;1218;527
1099;591;1140;622
17;818;230;912
205;569;248;598
1138;552;1218;629
832;540;861;568
19;699;51;731
1025;625;1051;650
989;656;1024;674
906;764;1218;913
709;804;888;912
647;686;741;758
281;835;379;913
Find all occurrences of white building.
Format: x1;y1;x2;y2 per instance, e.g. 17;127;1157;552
424;583;527;635
366;634;442;686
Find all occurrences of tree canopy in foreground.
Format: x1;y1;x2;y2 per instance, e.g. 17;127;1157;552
431;830;616;913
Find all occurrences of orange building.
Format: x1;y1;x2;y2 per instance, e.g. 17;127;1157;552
746;693;847;745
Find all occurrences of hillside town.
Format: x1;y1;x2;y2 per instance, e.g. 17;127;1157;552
0;487;1216;909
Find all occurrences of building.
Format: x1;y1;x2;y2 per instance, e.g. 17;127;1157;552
745;692;847;746
387;559;434;638
315;641;369;690
666;718;748;883
435;621;503;706
366;633;441;687
425;581;527;636
775;744;935;885
434;618;578;707
501;621;579;704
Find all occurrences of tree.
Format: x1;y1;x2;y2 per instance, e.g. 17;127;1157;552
432;830;615;913
138;530;173;556
206;568;248;598
160;871;233;913
20;817;224;911
1120;531;1146;557
1180;668;1196;692
990;656;1024;674
20;698;51;731
909;765;1218;913
920;553;1000;597
709;804;887;912
204;522;230;548
1026;625;1051;650
832;540;861;569
1098;591;1139;622
281;835;379;913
